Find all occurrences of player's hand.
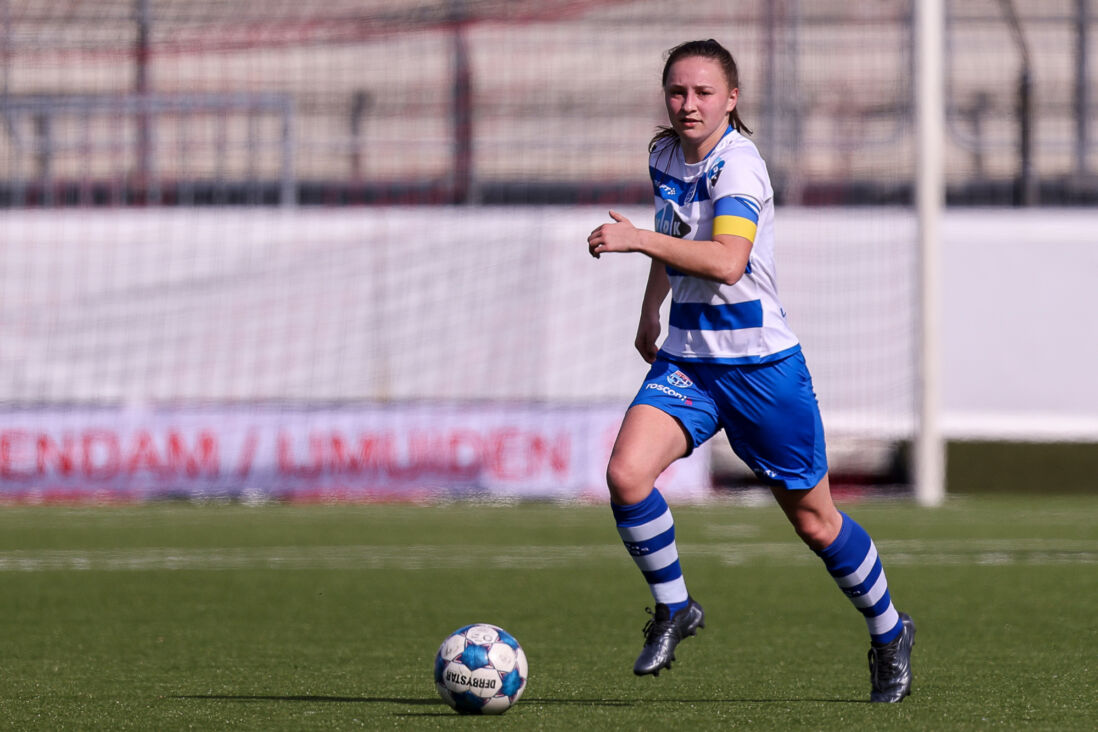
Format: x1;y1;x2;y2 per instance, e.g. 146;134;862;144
587;210;639;258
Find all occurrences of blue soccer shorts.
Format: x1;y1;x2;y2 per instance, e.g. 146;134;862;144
628;350;828;490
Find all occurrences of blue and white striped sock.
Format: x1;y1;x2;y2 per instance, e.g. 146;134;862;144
817;512;903;645
611;488;689;614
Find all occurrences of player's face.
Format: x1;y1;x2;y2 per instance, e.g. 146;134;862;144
663;56;737;163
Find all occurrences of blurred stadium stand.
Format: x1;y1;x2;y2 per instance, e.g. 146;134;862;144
1;0;1095;207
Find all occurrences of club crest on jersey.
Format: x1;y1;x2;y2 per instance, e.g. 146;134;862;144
707;159;725;188
667;370;693;388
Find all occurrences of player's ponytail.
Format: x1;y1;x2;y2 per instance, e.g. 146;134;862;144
649;38;752;153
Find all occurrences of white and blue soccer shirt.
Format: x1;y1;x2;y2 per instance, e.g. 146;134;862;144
649;127;800;364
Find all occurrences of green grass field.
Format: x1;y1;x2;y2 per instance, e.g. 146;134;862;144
1;495;1095;730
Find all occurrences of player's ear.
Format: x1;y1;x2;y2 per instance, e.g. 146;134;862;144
726;87;738;115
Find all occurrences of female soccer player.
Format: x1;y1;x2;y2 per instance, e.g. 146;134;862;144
586;39;915;703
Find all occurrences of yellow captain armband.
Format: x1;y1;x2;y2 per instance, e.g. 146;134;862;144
713;195;761;242
713;215;757;241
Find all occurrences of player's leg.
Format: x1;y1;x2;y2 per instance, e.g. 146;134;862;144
772;478;915;702
772;478;904;643
607;404;691;613
719;351;914;702
606;403;688;506
610;360;717;676
770;478;904;642
608;404;705;676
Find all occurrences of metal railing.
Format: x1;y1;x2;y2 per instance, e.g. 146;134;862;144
1;92;296;206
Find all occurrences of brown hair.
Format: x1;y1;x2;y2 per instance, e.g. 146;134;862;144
649;39;752;153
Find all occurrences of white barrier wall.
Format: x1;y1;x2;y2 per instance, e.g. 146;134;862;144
2;206;1095;432
0;206;919;427
941;210;1098;440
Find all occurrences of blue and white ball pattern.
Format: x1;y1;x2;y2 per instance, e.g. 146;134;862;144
434;624;528;714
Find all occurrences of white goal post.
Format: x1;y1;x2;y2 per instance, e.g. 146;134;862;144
916;0;947;507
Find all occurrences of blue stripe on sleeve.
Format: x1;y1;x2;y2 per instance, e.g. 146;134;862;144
714;195;761;223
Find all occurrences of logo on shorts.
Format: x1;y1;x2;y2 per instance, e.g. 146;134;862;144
644;383;692;406
667;370;693;389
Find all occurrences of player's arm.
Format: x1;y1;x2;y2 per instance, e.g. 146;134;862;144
587;203;754;286
634;229;751;286
634;260;669;363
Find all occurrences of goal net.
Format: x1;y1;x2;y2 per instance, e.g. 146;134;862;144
0;1;919;501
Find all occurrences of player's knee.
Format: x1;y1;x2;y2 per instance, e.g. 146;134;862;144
789;509;841;551
605;456;651;506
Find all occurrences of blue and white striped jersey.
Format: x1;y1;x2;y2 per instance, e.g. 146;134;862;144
649;127;800;364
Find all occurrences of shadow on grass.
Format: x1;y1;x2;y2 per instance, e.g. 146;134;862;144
174;694;866;706
524;697;869;706
173;695;439;705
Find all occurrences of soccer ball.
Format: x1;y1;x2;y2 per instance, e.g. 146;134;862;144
434;623;528;714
